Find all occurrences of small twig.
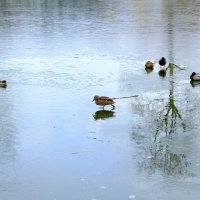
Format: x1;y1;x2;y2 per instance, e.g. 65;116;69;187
170;63;186;70
112;95;138;100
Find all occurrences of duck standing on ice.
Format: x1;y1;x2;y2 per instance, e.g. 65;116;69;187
92;95;115;110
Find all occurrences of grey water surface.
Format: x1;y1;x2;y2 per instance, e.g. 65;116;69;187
0;0;200;199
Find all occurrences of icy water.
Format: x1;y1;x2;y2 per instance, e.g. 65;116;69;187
0;0;200;199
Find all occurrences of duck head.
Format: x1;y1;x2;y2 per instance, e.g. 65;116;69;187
92;95;99;101
190;72;196;80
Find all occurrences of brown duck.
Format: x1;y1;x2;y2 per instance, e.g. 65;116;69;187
92;95;115;109
145;61;154;69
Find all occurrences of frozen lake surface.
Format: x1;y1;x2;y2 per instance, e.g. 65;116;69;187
0;0;200;199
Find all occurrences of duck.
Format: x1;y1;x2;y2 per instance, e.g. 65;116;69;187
0;80;7;87
159;57;166;66
145;61;154;69
190;72;200;81
92;95;115;109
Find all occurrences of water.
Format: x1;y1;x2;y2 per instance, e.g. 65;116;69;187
0;0;200;199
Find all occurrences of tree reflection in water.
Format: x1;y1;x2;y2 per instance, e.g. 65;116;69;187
154;64;186;140
139;144;191;176
132;64;191;177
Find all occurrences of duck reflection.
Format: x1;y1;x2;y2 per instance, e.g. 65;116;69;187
0;85;7;88
145;67;153;74
190;80;200;87
158;68;167;77
93;109;115;120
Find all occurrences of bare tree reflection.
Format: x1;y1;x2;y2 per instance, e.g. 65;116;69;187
130;81;191;176
154;64;186;141
138;144;191;176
